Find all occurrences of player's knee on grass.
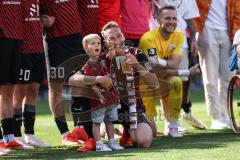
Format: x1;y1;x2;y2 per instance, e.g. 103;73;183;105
131;123;153;148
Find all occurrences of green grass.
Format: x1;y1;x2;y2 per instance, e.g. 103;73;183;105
3;90;240;160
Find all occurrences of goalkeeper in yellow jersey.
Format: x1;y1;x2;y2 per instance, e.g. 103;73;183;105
139;6;200;138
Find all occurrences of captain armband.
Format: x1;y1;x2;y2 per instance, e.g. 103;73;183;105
157;58;167;67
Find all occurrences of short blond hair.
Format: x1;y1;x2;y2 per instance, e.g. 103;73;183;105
82;34;101;52
101;21;120;38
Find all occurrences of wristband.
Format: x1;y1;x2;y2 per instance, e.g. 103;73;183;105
158;58;167;67
178;70;190;76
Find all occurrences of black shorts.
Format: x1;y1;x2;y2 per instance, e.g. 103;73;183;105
46;34;88;82
71;96;92;122
18;53;45;84
0;38;21;84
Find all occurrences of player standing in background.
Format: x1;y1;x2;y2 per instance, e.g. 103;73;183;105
120;0;150;47
40;0;86;146
98;0;121;30
12;0;51;149
0;0;31;152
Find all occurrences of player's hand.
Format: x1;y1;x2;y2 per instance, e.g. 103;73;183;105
98;94;106;103
41;15;55;27
125;53;138;68
96;76;113;90
189;64;201;76
106;44;116;59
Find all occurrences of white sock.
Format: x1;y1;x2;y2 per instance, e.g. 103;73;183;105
168;122;178;129
96;139;103;146
108;138;115;144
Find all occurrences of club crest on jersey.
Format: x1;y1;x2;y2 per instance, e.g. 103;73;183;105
147;48;157;57
25;3;40;22
168;44;176;52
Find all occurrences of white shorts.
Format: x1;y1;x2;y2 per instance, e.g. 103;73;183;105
91;104;118;124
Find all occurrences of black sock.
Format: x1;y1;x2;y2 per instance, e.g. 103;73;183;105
1;118;14;136
23;104;36;135
182;101;192;113
123;122;130;137
54;116;69;135
0;127;3;140
83;121;93;138
13;108;23;137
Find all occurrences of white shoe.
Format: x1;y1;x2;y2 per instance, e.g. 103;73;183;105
222;118;232;129
25;134;51;148
15;137;35;150
168;128;182;138
177;122;188;133
108;142;124;150
164;122;183;137
184;113;207;129
0;149;7;156
96;143;112;152
211;119;228;130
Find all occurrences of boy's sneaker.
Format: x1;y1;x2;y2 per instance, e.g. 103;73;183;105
62;133;81;146
25;134;51;148
6;140;34;150
108;142;124;150
168;128;182;138
71;127;89;142
96;143;112;152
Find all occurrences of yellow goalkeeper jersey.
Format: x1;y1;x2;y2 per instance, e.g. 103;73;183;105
139;28;184;59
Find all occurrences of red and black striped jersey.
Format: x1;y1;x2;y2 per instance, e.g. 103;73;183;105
111;46;153;112
21;0;43;54
84;54;119;110
0;0;23;39
40;0;81;38
78;0;99;36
